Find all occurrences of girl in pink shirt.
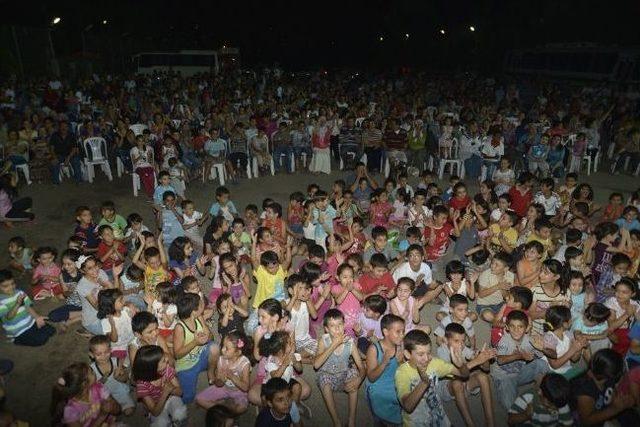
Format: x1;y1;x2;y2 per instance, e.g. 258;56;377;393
52;362;120;427
331;264;364;337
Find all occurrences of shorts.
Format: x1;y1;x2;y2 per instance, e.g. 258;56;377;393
476;302;503;315
436;378;480;402
111;349;128;360
317;365;360;391
176;341;215;404
196;385;248;407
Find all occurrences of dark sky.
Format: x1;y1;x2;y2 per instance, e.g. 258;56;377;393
2;0;640;68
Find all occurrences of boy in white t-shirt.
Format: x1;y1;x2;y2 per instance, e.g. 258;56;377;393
392;244;442;303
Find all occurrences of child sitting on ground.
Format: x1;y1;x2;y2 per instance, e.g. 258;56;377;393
313;309;365;427
436;323;497;427
434;294;477;349
7;236;33;276
507;372;573;426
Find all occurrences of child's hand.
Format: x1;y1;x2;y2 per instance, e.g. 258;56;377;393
520;351;534;362
625;304;637;317
195;331;209;345
417;359;432;384
112;263;124;277
16;293;26;307
35;316;47;328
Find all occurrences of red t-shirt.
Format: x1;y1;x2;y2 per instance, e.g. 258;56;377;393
490;306;530;346
449;195;471;211
359;272;395;297
424;222;454;262
96;241;127;271
508;186;532;218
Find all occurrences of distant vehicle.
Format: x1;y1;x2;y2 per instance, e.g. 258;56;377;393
504;44;640;82
133;50;219;76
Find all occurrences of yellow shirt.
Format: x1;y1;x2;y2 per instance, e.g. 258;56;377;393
526;234;552;259
395;359;455;427
144;265;170;297
489;224;518;249
253;265;287;308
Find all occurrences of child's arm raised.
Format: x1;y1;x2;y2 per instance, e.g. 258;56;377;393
282;239;293;271
157;235;168;267
132;235;146;270
250;234;260;269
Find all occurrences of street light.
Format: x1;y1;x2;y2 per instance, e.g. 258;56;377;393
439;29;445;35
52;17;61;25
469;26;475;32
102;19;108;25
405;33;410;39
379;36;384;41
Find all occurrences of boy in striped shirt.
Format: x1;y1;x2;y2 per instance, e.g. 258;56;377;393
0;269;55;346
507;373;573;426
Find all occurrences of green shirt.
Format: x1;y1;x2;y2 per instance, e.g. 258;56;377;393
98;214;128;240
0;290;35;340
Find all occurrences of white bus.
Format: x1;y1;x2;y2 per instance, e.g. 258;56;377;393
133;50;219;76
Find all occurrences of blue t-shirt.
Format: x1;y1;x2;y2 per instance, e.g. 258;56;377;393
615;218;640;231
312;205;337;242
153;185;177;204
162;207;184;247
209;200;238;221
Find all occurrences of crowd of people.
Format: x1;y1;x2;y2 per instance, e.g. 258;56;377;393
0;69;640;427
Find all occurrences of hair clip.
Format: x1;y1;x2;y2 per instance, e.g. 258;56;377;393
75;255;90;269
237;338;244;349
543;321;554;331
57;377;66;386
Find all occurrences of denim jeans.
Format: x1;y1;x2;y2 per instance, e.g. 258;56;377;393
273;145;294;173
114;148;133;172
494;358;549;410
51;154;83;184
464;154;483;179
13;323;56;346
482;160;499;182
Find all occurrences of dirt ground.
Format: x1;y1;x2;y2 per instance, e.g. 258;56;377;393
0;163;638;426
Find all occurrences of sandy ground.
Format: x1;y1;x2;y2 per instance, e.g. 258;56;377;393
0;162;638;426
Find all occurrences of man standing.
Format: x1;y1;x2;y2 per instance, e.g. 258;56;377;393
272;122;294;174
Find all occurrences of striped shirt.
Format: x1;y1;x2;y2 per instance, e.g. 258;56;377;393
0;290;35;340
508;393;572;426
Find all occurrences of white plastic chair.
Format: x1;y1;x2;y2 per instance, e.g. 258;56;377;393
438;139;464;180
292;152;308;172
132;151;157;197
251;156;275;178
202;140;228;185
15;164;32;185
129;124;148;136
82;137;113;183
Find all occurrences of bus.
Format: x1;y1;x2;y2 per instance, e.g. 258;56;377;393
504;44;640;82
132;50;219;76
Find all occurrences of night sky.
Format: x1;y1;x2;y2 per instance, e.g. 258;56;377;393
2;0;640;68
